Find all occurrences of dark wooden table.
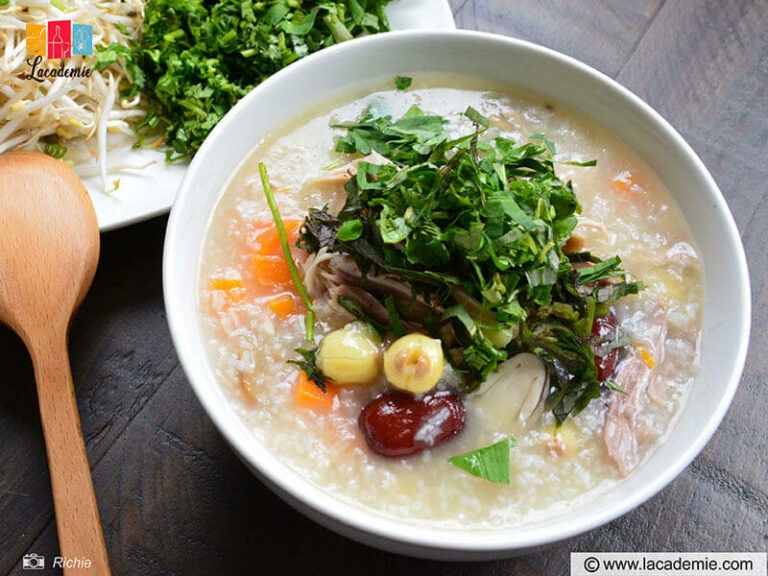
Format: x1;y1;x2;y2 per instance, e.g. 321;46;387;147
2;1;766;574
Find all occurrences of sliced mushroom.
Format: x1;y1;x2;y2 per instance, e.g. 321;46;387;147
472;352;548;432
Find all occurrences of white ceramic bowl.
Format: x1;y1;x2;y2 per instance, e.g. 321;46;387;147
163;30;751;560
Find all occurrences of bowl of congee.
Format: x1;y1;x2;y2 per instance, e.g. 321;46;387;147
163;31;750;559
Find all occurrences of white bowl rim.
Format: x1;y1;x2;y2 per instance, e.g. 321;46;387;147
163;29;751;557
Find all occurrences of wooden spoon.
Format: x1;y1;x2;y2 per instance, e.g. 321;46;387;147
0;151;110;574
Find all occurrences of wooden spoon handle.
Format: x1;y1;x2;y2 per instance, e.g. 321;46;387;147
29;329;111;576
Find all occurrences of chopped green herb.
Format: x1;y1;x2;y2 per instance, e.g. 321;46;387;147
577;255;623;284
563;158;598;167
448;437;516;483
604;380;626;393
43;143;67;159
464;105;490;128
93;42;132;72
288;347;330;392
337;219;363;241
110;0;393;161
394;75;413;90
297;99;642;422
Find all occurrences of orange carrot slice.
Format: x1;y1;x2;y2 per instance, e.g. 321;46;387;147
252;254;293;287
209;277;243;291
246;219;302;257
611;171;646;205
268;293;299;317
295;370;338;412
636;345;656;369
208;277;245;307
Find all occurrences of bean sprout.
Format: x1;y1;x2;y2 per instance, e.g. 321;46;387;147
0;0;146;191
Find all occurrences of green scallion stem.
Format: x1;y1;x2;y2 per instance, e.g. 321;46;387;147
259;162;315;341
323;14;354;42
604;380;627;393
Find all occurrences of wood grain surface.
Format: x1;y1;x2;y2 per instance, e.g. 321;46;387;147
0;152;108;575
1;1;766;574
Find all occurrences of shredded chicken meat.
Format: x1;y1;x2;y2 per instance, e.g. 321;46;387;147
603;304;668;476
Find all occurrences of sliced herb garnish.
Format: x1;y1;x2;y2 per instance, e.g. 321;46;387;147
259;163;315;341
394;75;413;90
288;347;330;392
449;437;516;484
604;380;626;393
43;143;67;159
296;97;642;423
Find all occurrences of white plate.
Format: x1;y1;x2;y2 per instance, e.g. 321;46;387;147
86;0;455;231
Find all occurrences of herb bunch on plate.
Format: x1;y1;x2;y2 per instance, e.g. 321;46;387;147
99;0;393;160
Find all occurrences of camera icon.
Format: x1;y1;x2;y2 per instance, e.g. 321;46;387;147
22;553;45;570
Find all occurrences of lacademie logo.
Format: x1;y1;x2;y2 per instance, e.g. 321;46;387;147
25;20;94;82
26;20;93;58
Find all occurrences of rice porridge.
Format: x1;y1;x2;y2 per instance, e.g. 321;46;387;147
199;76;702;528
